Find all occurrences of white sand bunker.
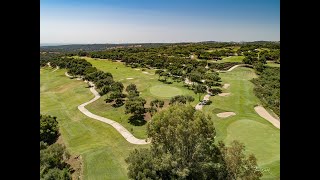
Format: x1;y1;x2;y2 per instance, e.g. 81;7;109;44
126;78;134;80
216;112;236;118
223;84;230;89
218;93;231;96
134;69;140;71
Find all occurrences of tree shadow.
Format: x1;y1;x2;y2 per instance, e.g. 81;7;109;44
128;115;147;126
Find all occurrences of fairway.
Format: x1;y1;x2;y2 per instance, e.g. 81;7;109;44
149;85;183;98
78;56;200;138
41;60;279;179
202;67;280;179
207;55;245;63
40;68;148;179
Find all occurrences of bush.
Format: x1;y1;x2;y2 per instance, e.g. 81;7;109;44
40;114;59;145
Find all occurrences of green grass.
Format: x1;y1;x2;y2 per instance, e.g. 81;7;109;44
78;56;199;138
41;60;279;179
266;61;280;67
40;67;148;179
212;108;232;114
202;67;280;179
149;85;183;98
208;55;245;63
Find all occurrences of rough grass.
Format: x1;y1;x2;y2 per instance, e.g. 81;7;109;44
40;68;148;179
203;67;280;179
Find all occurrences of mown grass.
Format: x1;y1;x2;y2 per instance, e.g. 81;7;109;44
40;68;149;179
41;61;279;179
203;67;280;179
80;56;200;138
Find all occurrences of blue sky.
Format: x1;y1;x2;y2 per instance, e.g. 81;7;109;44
40;0;280;44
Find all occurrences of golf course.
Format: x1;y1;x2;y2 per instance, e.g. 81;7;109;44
40;55;279;179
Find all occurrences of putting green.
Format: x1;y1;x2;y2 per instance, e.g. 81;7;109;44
225;120;280;167
149;85;183;98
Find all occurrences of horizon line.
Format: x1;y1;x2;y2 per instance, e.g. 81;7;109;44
40;40;280;46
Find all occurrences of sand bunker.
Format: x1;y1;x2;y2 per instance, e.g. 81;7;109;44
254;106;280;129
218;93;231;96
223;84;230;89
134;69;140;70
216;112;236;118
126;78;134;80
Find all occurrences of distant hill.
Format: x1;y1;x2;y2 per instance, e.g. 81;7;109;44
40;41;279;52
40;43;170;52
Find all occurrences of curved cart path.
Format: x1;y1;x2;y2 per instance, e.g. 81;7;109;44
65;72;150;145
217;64;253;72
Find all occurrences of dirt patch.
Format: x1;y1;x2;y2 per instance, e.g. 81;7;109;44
216;112;236;118
56;135;64;145
223;84;230;89
126;78;134;80
218;93;231;96
67;155;83;180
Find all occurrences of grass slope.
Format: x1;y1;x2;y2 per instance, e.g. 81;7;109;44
40;68;148;179
202;67;280;179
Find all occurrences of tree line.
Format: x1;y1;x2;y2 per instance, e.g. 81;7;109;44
40;114;72;179
251;67;280;117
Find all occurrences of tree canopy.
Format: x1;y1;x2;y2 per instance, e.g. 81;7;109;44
40;114;59;145
126;105;262;179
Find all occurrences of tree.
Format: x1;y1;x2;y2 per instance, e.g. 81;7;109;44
147;106;158;117
218;141;263;180
160;71;170;81
127;105;223;179
253;62;265;73
105;90;125;106
111;81;124;92
40;143;71;180
259;54;267;64
155;69;164;80
194;84;207;101
148;99;165;117
150;99;164;110
40;114;59;145
125;97;146;118
100;85;111;96
169;95;187;105
209;87;222;95
126;105;262;180
185;95;195;104
126;83;139;97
